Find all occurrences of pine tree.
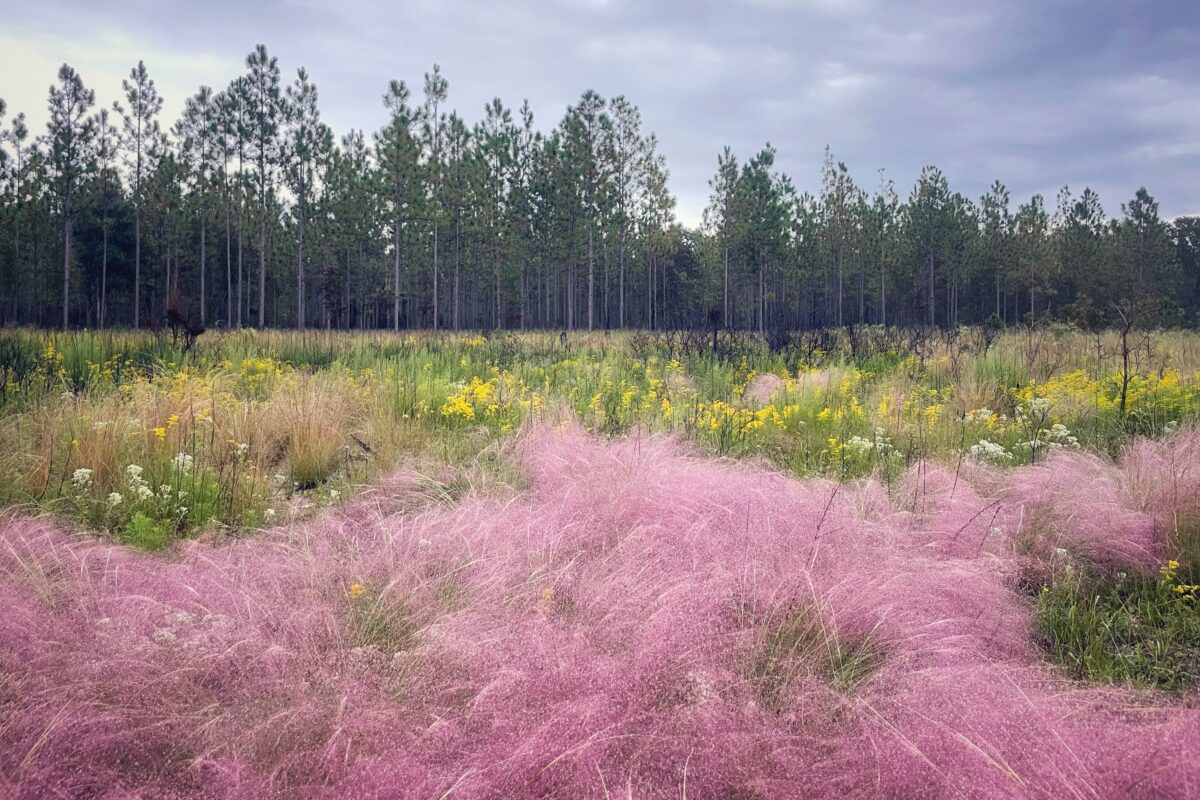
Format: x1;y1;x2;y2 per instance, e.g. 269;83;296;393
703;146;738;327
90;108;119;326
422;64;449;330
243;45;282;328
375;79;423;330
283;67;330;330
907;166;950;326
477;97;513;328
607;96;645;329
177;85;217;323
47;64;96;328
1014;194;1051;321
114;60;162;328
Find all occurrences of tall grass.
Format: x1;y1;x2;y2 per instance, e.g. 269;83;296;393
3;425;1200;796
4;325;1200;547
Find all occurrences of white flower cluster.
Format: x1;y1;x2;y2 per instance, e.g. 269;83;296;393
1015;396;1053;424
969;439;1013;463
107;492;123;506
1046;423;1079;447
72;467;93;489
964;407;995;425
172;451;194;472
126;464;154;500
845;427;897;458
1016;422;1079;454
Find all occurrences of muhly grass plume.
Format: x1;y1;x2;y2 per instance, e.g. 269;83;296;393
2;425;1200;798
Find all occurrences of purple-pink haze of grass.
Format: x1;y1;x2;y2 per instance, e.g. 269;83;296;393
2;425;1199;798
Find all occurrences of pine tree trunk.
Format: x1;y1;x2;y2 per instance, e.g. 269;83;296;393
200;212;207;324
134;208;141;327
62;217;71;329
646;247;652;329
236;214;244;328
258;199;267;328
587;227;594;330
723;242;729;328
879;238;887;326
758;257;765;335
225;195;232;325
453;214;461;330
100;226;108;328
837;246;844;327
928;247;935;327
393;218;401;332
432;222;439;331
618;226;625;328
297;202;305;331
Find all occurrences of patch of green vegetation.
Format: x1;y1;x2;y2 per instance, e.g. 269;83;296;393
123;512;173;551
1036;561;1200;690
347;583;420;653
743;604;884;710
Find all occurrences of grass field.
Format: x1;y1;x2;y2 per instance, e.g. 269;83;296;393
1;325;1199;797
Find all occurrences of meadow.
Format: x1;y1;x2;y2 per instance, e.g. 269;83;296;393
1;325;1199;797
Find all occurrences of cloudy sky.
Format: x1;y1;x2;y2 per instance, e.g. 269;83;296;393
2;0;1197;225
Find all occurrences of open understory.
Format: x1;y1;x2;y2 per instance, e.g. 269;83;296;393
1;327;1199;797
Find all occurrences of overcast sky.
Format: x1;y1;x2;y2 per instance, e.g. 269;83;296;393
2;0;1197;225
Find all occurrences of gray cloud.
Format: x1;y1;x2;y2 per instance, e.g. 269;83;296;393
2;0;1197;224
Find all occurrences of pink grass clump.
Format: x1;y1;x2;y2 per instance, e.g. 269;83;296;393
1;423;1199;798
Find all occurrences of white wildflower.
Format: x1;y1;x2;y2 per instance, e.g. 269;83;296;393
845;435;874;455
969;439;1012;463
965;408;994;425
72;467;93;489
126;464;154;500
1027;397;1052;415
846;428;896;458
1047;423;1079;447
172;451;194;472
107;492;123;506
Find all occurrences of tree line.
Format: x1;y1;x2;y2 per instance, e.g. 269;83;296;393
1;46;1197;332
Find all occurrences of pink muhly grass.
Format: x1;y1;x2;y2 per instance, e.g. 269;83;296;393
0;423;1197;798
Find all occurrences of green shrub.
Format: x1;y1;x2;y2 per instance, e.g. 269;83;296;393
123;512;172;551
